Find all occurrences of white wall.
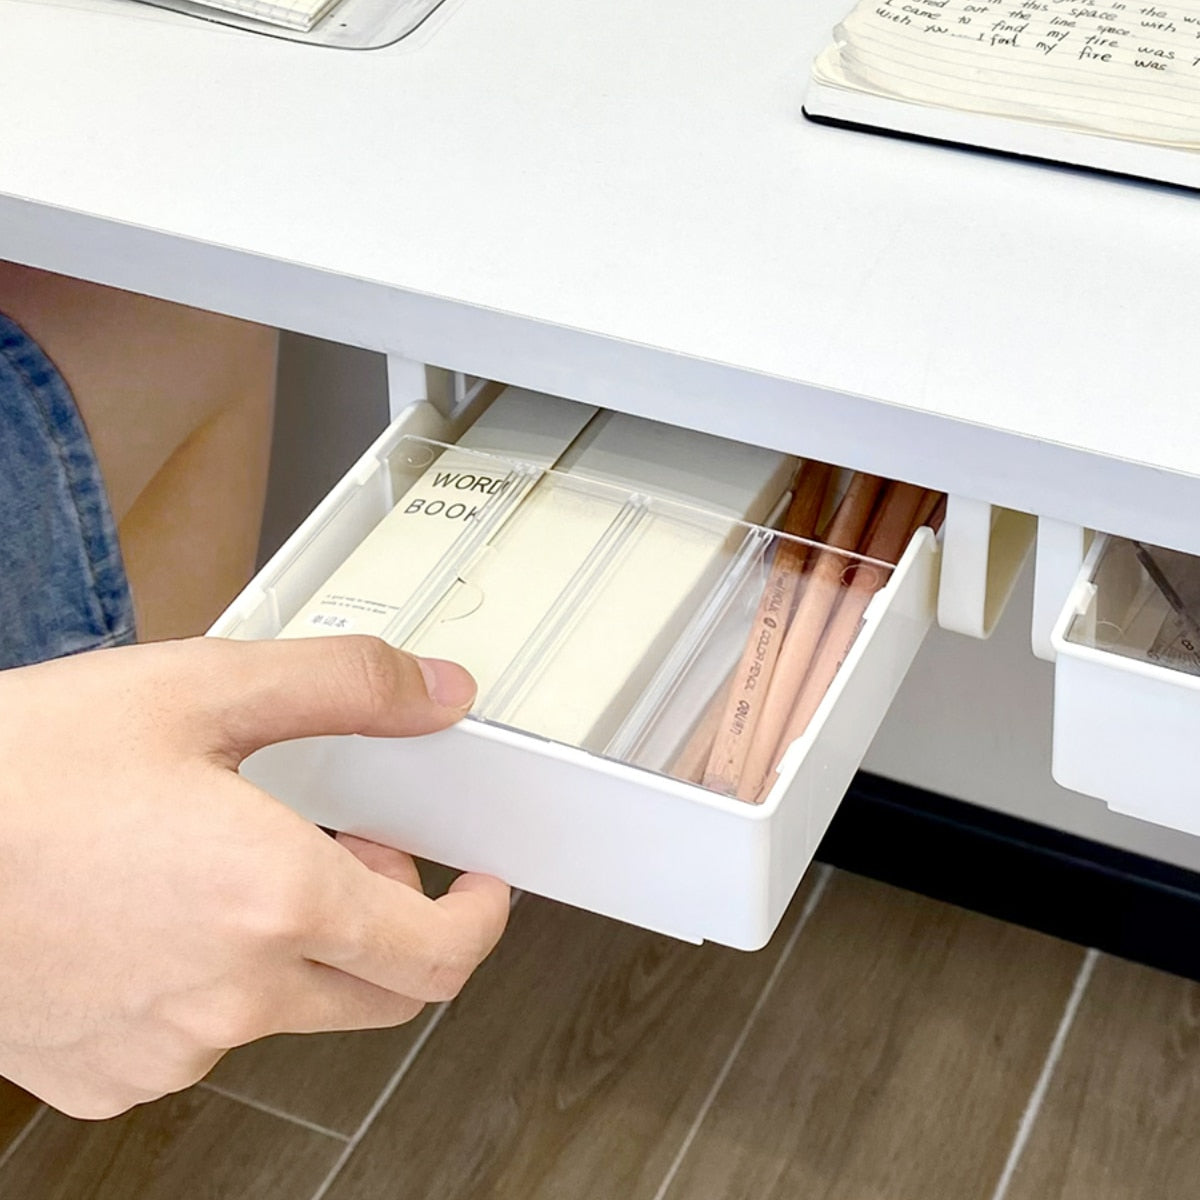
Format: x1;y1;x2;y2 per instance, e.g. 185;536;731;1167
260;332;389;564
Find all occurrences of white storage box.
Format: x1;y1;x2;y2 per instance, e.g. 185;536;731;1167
1052;534;1200;836
210;395;940;948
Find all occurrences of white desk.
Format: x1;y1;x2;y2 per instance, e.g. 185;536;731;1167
4;0;1200;874
3;0;1199;551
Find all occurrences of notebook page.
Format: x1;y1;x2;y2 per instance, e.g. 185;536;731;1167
813;0;1200;148
170;0;339;30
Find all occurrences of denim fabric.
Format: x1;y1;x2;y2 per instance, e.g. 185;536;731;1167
0;313;136;669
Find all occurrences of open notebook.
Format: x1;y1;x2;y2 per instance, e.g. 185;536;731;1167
803;0;1200;188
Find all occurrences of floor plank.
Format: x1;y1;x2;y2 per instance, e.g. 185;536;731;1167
206;1022;434;1138
0;1082;343;1200
1006;953;1200;1200
205;857;459;1135
0;1086;343;1200
661;871;1086;1200
0;1079;41;1159
321;876;823;1200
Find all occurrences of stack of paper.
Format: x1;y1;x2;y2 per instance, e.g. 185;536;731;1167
157;0;342;31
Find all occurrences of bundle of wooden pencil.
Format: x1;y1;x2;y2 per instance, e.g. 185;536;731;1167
672;464;945;803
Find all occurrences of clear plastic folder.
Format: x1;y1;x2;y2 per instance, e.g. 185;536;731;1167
132;0;450;49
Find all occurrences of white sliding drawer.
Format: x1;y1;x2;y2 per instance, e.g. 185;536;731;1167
210;393;940;949
1052;534;1200;837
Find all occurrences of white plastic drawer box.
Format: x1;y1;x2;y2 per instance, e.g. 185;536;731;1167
1052;534;1200;837
210;397;940;949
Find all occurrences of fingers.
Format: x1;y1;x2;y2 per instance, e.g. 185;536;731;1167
336;833;423;891
306;848;511;1003
0;637;477;764
187;637;477;763
271;961;429;1035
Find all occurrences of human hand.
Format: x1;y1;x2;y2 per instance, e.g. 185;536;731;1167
0;636;509;1119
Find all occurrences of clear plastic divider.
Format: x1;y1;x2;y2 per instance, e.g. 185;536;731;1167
1065;536;1200;677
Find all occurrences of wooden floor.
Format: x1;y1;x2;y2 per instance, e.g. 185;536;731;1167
0;867;1193;1200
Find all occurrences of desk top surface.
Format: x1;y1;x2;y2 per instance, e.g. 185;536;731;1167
2;0;1199;541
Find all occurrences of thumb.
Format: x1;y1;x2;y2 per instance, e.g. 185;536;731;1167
190;636;476;764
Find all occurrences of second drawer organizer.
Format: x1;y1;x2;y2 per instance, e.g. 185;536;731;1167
211;392;941;949
1050;531;1200;837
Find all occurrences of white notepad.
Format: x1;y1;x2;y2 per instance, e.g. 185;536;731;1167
151;0;342;31
804;0;1200;188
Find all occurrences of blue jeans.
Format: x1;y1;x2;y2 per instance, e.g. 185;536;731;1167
0;313;136;669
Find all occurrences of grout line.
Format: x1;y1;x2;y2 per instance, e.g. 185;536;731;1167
988;946;1100;1200
303;890;526;1200
198;1082;351;1142
305;1001;452;1200
0;1104;47;1175
649;864;835;1200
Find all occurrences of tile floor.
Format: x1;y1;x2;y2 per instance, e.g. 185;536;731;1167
0;868;1192;1200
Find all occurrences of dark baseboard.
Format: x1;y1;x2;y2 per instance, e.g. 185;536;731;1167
818;773;1200;982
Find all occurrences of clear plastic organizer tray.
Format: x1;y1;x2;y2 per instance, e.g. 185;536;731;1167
211;400;940;948
1052;534;1200;836
131;0;450;49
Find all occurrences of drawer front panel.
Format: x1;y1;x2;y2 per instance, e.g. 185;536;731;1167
1052;533;1200;837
